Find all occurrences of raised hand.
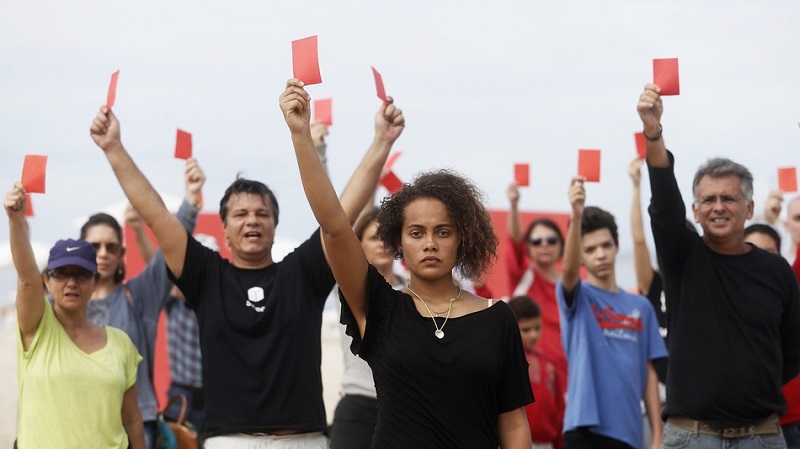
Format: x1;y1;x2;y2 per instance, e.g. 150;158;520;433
507;182;520;206
310;122;329;148
184;157;206;206
279;78;311;135
628;157;645;186
374;96;405;143
89;106;122;151
636;83;663;133
764;189;784;225
568;176;587;216
124;203;144;229
4;182;27;220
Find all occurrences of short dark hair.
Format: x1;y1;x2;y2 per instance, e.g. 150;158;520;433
581;206;619;247
744;223;781;251
508;295;541;320
219;176;280;226
525;218;565;257
80;213;125;283
376;169;497;280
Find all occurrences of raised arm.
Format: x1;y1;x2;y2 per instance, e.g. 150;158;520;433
4;183;44;345
125;204;155;264
89;107;188;278
628;157;655;293
637;84;668;168
561;176;586;299
506;182;523;244
338;94;405;224
279;78;370;337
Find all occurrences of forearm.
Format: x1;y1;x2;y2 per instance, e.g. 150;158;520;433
122;387;146;449
497;407;532;449
104;143;172;234
644;124;669;168
9;217;40;286
644;362;663;447
631;184;654;292
507;202;523;243
338;135;393;224
561;211;582;294
131;224;155;263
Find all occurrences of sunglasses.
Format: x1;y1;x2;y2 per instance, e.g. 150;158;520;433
47;269;96;282
90;242;121;253
528;236;559;247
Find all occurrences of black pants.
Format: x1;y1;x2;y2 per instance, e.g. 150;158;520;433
564;428;634;449
329;394;378;449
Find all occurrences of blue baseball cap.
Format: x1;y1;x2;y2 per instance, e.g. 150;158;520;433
47;239;97;273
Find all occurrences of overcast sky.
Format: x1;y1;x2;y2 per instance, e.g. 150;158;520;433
1;0;798;292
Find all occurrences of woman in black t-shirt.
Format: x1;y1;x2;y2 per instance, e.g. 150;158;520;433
281;78;534;449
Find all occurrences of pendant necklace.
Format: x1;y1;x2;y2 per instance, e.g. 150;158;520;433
406;285;462;339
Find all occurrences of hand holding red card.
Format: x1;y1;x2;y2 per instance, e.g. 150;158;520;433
778;167;798;193
372;66;387;102
175;129;192;159
578;149;601;183
292;36;322;85
634;132;646;158
314;99;332;126
21;155;48;193
107;70;120;109
514;163;530;187
653;58;680;96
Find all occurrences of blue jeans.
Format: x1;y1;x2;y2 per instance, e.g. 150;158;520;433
783;422;800;449
662;422;786;449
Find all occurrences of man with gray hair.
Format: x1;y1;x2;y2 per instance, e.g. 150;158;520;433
637;83;800;448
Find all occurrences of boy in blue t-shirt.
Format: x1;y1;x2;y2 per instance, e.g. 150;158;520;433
557;176;667;449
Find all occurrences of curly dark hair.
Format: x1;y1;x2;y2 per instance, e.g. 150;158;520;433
376;169;498;280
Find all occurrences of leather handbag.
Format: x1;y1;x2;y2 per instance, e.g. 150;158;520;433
157;394;198;449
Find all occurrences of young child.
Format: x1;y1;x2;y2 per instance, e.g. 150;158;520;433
508;295;566;449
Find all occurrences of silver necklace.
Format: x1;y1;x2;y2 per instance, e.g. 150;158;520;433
406;285;462;339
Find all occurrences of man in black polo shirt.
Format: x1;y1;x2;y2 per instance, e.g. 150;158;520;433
637;83;800;448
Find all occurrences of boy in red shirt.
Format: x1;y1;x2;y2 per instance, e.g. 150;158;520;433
509;295;567;449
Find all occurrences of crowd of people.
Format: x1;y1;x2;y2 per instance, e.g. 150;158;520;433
3;79;799;449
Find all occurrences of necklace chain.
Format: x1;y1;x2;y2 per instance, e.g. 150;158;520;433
406;285;462;339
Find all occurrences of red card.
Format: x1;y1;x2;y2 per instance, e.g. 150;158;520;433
21;154;47;193
380;171;403;193
371;66;387;102
653;58;680;96
778;167;798;193
292;35;322;85
578;149;601;182
25;194;34;218
175;129;192;159
384;151;403;172
314;98;332;126
634;132;646;158
107;70;120;109
514;163;530;187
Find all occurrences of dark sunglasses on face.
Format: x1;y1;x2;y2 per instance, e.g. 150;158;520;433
47;268;96;282
529;236;559;247
90;242;120;253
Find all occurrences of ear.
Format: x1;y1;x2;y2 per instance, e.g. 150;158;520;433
746;199;754;220
691;202;700;223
